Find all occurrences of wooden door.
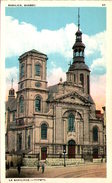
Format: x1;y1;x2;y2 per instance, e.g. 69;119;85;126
41;147;47;160
68;145;75;158
93;148;98;158
68;140;75;158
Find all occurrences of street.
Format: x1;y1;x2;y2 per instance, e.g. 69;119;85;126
6;163;106;178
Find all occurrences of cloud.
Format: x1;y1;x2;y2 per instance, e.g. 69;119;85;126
47;67;66;86
5;16;76;59
84;31;106;56
87;31;106;74
5;16;105;62
90;57;106;75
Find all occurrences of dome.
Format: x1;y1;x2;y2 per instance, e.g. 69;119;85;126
72;42;85;49
75;29;82;36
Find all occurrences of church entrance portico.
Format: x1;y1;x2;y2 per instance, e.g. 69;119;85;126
68;140;76;158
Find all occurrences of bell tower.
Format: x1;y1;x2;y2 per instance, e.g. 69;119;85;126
16;49;48;120
66;8;90;95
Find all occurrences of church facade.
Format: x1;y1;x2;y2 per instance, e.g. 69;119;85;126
5;20;105;161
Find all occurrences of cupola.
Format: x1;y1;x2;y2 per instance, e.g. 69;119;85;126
8;79;15;99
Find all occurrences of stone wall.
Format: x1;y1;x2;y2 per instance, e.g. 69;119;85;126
22;158;38;167
46;158;84;166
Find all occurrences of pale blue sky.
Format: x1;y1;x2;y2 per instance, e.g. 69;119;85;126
5;7;106;78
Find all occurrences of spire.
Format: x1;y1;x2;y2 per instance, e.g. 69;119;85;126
72;8;85;63
78;8;80;30
11;78;13;88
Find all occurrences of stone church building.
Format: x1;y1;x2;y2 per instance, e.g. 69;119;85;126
6;19;105;161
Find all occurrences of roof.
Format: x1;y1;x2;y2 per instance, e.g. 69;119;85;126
69;62;90;72
87;95;95;104
47;84;94;105
19;49;48;60
47;84;59;102
48;84;58;93
75;29;82;35
72;42;85;49
6;98;17;111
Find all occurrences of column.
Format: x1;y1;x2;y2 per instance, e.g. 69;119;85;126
64;119;66;143
83;109;89;145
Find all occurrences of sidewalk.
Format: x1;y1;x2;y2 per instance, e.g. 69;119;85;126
20;161;106;169
6;163;106;178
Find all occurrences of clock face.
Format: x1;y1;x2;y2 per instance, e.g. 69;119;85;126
35;82;41;87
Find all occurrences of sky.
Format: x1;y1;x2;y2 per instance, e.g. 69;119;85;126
5;7;106;110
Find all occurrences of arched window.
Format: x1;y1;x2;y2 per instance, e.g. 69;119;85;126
93;127;98;142
35;64;40;76
80;73;84;86
35;96;41;112
28;135;30;149
41;123;47;139
80;51;83;56
20;63;24;78
87;75;90;94
19;96;24;113
17;133;22;150
76;52;79;57
68;113;75;132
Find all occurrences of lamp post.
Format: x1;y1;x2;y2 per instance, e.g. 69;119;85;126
63;149;66;167
63;145;66;167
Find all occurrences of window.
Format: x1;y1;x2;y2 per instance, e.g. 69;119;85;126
87;75;90;94
17;133;22;150
25;130;27;149
28;135;30;149
80;73;84;86
19;96;24;113
77;35;81;41
20;83;24;89
80;51;83;56
35;64;40;76
20;64;24;78
13;111;15;121
35;96;41;112
41;123;47;139
68;113;75;132
78;145;80;154
76;52;79;57
93;127;98;142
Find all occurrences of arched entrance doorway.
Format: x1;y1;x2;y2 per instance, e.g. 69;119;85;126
93;147;98;158
68;140;76;158
41;147;47;160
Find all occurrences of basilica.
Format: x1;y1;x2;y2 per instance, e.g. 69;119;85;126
5;15;105;162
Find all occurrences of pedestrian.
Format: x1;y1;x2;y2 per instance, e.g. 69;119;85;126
101;156;103;163
10;161;13;167
41;163;45;174
6;162;8;170
17;163;21;176
7;161;10;170
37;161;40;171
